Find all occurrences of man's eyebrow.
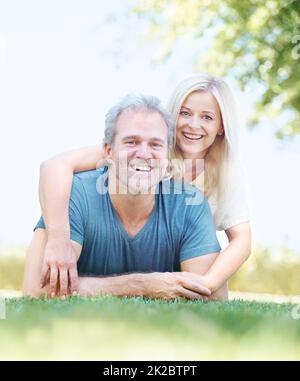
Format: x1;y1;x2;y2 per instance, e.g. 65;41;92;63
150;138;165;144
121;135;139;141
121;136;165;144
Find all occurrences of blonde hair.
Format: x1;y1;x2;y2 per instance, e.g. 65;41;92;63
167;74;241;216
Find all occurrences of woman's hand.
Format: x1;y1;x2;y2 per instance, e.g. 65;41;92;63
40;236;79;298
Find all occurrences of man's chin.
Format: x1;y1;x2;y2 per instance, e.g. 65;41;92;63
116;170;166;195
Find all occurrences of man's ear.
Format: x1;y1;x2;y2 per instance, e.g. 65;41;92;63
104;143;113;162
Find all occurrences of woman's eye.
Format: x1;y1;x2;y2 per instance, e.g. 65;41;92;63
179;111;190;116
202;115;213;120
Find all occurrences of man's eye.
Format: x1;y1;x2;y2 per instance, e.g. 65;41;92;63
151;143;163;149
125;140;136;145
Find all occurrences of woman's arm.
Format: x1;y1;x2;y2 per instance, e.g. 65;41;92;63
203;222;252;293
39;145;104;232
39;145;104;295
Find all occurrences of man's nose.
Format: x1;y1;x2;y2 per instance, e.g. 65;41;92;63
136;142;152;159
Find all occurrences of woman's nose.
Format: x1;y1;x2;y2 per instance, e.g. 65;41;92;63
188;116;202;129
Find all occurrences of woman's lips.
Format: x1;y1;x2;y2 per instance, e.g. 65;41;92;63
182;132;204;141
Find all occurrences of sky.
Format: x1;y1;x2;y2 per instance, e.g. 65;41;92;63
0;0;299;254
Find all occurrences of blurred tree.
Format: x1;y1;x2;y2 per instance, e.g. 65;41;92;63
131;0;300;138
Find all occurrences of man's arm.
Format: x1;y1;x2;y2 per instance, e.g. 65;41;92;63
78;272;211;300
23;229;211;300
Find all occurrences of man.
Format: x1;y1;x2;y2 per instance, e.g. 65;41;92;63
23;94;224;300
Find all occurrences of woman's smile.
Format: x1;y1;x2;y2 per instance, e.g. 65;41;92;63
181;131;205;141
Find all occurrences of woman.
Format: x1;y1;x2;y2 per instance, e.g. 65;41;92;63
38;74;251;300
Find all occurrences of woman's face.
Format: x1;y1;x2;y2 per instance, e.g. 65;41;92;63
176;90;223;159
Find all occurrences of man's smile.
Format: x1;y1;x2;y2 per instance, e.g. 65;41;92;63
132;165;151;172
129;160;153;173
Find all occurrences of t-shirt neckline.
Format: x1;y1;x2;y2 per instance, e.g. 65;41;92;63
107;192;158;242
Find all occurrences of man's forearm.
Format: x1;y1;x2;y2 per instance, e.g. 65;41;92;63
78;271;211;300
78;273;150;297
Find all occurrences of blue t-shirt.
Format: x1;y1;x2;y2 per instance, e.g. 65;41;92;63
35;168;221;276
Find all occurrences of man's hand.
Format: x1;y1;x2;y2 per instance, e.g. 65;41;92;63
40;237;79;298
143;272;211;300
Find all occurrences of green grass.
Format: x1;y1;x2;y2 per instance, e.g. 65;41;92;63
1;296;299;360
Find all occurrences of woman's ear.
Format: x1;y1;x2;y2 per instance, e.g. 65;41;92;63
217;124;224;136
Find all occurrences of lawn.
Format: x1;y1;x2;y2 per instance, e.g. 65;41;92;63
0;296;299;360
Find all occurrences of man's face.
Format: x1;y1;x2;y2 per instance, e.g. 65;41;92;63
105;109;169;195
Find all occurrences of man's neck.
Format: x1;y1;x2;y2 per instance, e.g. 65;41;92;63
109;191;156;237
106;168;157;235
110;191;155;220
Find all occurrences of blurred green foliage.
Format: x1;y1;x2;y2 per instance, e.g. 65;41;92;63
0;244;299;295
131;0;300;139
0;245;25;290
0;255;24;290
229;243;300;295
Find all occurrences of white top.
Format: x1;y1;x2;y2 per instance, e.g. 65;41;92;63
191;163;250;231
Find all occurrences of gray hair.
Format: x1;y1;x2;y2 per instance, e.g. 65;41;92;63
103;94;175;150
